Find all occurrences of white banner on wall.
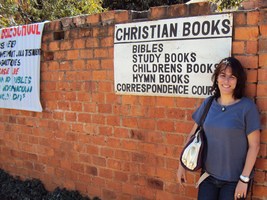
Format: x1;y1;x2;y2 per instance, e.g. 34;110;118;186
0;22;45;112
114;14;233;98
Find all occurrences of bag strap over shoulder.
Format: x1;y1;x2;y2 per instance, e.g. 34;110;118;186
199;96;214;127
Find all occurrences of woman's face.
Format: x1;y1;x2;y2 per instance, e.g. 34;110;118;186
217;66;237;96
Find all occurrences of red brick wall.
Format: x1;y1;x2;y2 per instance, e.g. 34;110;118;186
0;2;267;200
242;0;258;9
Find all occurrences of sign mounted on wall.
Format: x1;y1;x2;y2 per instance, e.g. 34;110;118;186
114;14;233;98
0;22;46;112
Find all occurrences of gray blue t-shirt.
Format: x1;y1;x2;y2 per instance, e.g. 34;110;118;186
192;96;261;182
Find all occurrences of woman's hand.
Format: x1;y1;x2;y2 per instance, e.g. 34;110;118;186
235;130;259;199
234;181;248;200
177;165;187;187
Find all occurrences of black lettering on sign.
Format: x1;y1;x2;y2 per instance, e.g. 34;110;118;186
116;23;178;41
0;50;16;58
164;52;196;63
132;64;152;73
7;40;16;48
211;20;220;35
186;63;214;73
182;19;231;37
191;85;213;95
116;83;189;95
132;54;161;63
159;74;189;84
25;49;41;56
133;74;156;83
0;42;4;49
152;63;182;73
132;43;163;53
221;19;231;34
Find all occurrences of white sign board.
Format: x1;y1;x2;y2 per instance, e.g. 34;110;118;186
0;22;45;112
114;14;233;98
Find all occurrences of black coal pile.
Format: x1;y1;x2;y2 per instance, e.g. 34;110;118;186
0;169;101;200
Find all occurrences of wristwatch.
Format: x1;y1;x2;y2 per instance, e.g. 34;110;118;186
239;175;250;183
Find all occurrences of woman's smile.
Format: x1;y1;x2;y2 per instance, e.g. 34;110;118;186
217;67;237;96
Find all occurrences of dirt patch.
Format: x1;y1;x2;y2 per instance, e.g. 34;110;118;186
0;168;101;200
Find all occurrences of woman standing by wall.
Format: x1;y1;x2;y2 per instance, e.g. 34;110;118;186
177;57;261;200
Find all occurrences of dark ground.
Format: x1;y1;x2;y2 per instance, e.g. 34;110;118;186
0;168;101;200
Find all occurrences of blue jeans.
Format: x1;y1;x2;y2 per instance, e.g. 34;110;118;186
198;176;246;200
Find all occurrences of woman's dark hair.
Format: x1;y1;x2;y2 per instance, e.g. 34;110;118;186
211;57;247;99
